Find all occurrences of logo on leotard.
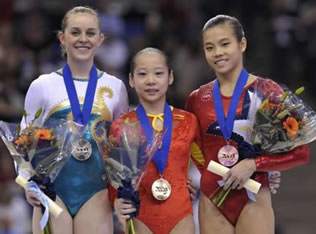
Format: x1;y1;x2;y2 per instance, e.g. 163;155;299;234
201;90;213;102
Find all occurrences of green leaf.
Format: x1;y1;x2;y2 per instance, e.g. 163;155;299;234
16;124;21;135
295;87;304;95
276;110;289;119
23;110;28;118
279;92;288;102
34;108;43;120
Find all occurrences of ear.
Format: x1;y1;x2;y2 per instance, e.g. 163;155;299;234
98;33;105;46
58;31;65;45
168;70;174;85
129;73;135;88
240;37;247;53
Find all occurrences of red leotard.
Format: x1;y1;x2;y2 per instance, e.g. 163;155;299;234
186;77;310;225
109;108;203;234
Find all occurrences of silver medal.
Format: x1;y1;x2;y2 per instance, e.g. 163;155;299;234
72;139;92;161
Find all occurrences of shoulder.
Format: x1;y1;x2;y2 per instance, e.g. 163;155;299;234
111;111;138;125
252;76;283;95
28;71;62;89
173;108;198;124
186;81;214;111
99;71;126;87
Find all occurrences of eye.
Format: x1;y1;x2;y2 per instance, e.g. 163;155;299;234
205;46;213;51
136;71;147;77
222;42;230;47
71;31;80;36
155;71;165;76
87;31;97;37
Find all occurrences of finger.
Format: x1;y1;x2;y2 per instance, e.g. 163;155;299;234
121;207;136;215
223;176;234;190
231;179;240;190
119;214;131;220
270;188;277;195
270;182;280;188
269;171;281;178
237;183;244;190
222;171;231;181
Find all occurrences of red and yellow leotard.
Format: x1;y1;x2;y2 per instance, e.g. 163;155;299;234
109;108;203;234
186;77;310;225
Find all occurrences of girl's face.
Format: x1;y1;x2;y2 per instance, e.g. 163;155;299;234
58;13;104;64
129;51;174;107
203;23;246;76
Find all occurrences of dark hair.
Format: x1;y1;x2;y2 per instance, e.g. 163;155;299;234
202;15;245;42
130;47;171;77
58;6;101;59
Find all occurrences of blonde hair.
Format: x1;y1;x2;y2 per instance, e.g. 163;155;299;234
58;6;101;58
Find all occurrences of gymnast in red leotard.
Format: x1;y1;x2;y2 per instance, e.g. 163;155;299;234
110;47;203;234
186;14;310;234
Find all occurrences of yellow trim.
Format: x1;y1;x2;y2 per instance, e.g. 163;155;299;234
190;142;205;166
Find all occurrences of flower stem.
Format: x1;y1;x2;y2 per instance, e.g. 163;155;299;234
212;186;232;208
126;219;136;234
42;218;53;234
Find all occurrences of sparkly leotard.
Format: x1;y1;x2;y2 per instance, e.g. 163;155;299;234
186;77;310;224
22;68;128;216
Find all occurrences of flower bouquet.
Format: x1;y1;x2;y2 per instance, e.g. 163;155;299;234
249;82;316;153
101;118;163;234
0;108;79;233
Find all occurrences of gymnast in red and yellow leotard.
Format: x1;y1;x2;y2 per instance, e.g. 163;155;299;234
109;47;203;234
110;108;202;234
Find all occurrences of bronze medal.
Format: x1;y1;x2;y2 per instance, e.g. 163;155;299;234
217;144;239;167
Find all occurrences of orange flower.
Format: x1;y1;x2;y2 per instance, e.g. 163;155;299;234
14;135;30;146
35;129;52;140
283;117;299;137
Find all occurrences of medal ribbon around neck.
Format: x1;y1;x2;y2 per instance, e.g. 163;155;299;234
63;64;98;125
213;68;249;141
136;103;172;174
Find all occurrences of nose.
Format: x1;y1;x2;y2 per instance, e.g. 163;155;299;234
213;46;223;57
79;33;88;42
145;74;156;85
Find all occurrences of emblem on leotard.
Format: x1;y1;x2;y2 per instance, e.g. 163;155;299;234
72;139;92;161
217;145;239;167
151;178;172;200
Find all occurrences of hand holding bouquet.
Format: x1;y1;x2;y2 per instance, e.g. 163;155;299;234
101;118;162;234
0;109;77;232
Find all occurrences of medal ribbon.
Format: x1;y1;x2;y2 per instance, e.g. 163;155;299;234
213;68;249;140
136;103;172;174
63;64;98;125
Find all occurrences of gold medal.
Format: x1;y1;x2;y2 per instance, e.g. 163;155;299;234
151;178;172;200
71;139;92;161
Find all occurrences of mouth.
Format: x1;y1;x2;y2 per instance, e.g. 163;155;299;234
145;88;159;95
214;58;227;66
75;45;91;51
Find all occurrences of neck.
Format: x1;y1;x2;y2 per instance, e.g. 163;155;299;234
216;65;244;96
140;99;166;115
67;59;94;79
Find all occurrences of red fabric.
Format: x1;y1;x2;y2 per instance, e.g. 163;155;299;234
109;108;201;233
255;144;310;171
186;77;310;225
